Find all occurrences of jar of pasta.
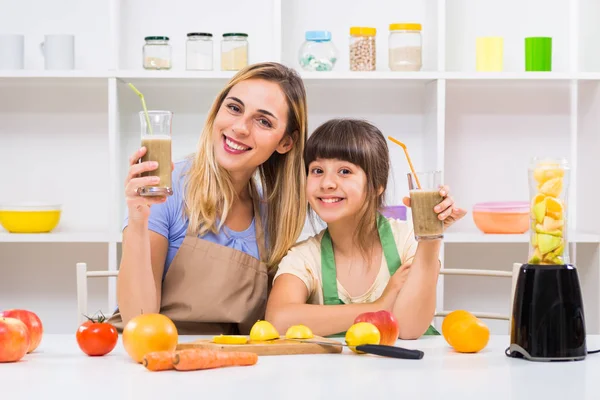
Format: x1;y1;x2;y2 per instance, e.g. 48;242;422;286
349;27;376;71
221;33;248;71
388;23;422;71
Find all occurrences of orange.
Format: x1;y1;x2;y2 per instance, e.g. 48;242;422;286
442;310;490;353
441;310;473;342
122;313;178;363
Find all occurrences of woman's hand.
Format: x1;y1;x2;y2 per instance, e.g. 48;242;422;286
402;185;467;229
125;147;173;222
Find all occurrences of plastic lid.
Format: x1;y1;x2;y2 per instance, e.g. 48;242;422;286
381;205;407;221
390;23;422;31
187;32;212;37
144;36;169;41
473;201;529;213
350;27;376;36
305;30;332;42
223;33;248;37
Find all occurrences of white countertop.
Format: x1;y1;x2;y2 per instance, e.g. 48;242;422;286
2;334;600;400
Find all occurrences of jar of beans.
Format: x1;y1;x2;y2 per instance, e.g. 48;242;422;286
349;27;376;71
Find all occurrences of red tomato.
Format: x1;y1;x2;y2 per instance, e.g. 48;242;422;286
76;316;118;357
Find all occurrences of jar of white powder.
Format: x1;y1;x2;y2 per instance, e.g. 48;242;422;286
186;33;213;71
388;23;422;71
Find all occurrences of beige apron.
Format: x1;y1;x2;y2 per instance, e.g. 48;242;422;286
109;194;270;335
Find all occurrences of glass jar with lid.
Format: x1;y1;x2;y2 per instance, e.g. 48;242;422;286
349;27;376;71
298;31;338;71
221;33;248;71
186;32;213;70
388;23;422;71
143;36;172;70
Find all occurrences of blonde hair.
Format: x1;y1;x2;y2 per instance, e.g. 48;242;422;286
184;62;308;269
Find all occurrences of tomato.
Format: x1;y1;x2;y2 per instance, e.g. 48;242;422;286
76;315;118;357
122;313;178;363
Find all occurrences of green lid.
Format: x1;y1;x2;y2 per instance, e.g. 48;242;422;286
223;32;248;37
144;36;169;41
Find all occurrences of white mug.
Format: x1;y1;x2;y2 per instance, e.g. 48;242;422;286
40;34;75;70
0;34;24;70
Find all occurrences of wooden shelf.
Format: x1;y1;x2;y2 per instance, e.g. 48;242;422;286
444;232;600;244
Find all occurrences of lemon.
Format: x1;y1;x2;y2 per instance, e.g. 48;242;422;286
249;320;280;341
285;325;314;339
212;335;249;345
345;322;380;354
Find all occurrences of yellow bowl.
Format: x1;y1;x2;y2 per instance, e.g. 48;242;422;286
0;204;62;233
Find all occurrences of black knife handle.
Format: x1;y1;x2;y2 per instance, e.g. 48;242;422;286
355;344;424;360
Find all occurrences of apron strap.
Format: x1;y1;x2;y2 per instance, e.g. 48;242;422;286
321;230;344;305
321;213;402;305
250;184;267;264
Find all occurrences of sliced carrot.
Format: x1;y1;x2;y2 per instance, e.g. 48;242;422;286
172;349;258;371
143;350;175;371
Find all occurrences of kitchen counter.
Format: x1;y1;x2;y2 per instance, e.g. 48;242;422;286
2;334;600;399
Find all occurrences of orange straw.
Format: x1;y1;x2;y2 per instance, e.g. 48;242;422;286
387;136;422;189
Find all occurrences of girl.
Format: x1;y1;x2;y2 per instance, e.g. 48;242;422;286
111;62;308;334
265;119;466;339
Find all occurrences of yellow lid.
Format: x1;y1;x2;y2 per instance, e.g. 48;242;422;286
390;23;422;31
350;27;377;36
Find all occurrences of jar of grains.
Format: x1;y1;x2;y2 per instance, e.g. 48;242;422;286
349;27;376;71
388;23;422;71
143;36;172;70
221;33;248;71
186;32;213;70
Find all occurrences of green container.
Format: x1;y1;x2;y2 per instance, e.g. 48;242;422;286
525;37;552;71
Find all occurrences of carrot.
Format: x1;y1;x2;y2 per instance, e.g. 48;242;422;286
142;350;175;371
172;349;258;371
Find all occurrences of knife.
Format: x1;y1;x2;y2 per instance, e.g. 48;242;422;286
288;339;424;360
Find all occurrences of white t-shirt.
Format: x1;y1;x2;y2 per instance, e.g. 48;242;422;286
273;217;419;305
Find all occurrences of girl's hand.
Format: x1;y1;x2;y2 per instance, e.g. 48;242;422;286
375;264;410;311
402;185;467;229
124;147;174;222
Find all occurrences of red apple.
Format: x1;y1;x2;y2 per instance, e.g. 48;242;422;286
354;310;399;345
0;317;30;362
0;309;43;353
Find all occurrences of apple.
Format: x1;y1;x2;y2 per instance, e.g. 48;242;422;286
0;317;30;362
0;309;43;353
354;310;399;346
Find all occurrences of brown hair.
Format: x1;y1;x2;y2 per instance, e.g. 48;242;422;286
184;62;308;269
305;118;390;257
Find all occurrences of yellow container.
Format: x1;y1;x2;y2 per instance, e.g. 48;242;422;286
0;204;62;233
476;37;504;72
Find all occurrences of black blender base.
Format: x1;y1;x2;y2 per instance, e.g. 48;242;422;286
509;263;587;362
508;344;586;362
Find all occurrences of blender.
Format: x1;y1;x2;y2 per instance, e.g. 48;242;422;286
508;157;587;361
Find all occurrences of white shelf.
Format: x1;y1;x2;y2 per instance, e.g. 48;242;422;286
0;70;596;82
116;70;237;80
445;232;600;244
0;70;111;78
0;231;110;243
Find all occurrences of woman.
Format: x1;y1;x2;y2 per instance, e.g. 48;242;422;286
109;62;308;335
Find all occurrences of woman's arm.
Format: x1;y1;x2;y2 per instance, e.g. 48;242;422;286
391;240;441;339
116;224;169;324
265;274;401;336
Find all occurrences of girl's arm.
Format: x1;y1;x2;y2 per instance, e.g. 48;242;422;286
265;274;402;337
392;239;441;339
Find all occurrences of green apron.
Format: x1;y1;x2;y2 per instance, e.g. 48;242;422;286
320;213;440;337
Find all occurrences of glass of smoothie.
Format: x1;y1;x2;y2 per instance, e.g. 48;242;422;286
138;110;173;197
408;171;443;241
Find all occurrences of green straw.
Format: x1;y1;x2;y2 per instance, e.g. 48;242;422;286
118;78;153;135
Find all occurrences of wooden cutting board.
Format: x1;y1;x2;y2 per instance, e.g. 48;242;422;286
176;336;343;356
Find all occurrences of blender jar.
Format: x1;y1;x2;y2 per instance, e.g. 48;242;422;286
528;157;569;265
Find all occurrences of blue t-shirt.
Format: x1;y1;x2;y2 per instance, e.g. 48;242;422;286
123;158;261;280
